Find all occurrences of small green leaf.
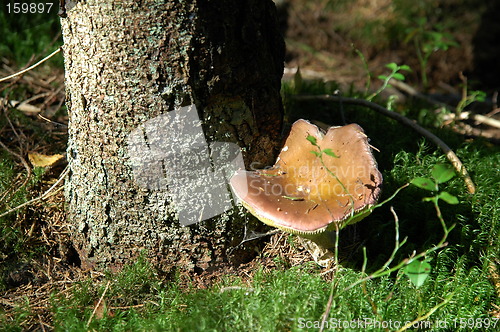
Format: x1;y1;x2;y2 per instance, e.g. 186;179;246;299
310;151;321;157
438;191;459;205
306;135;317;146
385;62;398;71
392;72;405;81
377;74;388;80
404;260;431;288
472;90;486;102
400;64;412;72
411;177;437;191
322;148;338;158
431;164;455;184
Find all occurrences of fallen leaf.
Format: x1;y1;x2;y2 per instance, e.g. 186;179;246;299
28;152;64;167
93;299;107;320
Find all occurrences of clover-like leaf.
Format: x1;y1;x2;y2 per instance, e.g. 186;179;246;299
322;148;339;158
473;90;486;102
431;164;455;184
306;135;317;146
400;64;412;72
310;150;321;157
392;72;405;81
437;191;459;205
404;260;432;288
411;177;437;191
385;62;398;71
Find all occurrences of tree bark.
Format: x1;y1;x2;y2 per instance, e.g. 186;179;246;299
60;0;284;271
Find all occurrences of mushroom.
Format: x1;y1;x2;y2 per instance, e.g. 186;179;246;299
230;119;382;262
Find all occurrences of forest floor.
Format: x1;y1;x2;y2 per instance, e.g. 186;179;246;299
1;0;499;330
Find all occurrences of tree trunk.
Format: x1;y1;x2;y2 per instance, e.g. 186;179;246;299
60;0;284;271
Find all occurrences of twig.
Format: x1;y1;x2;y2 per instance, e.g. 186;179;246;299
319;280;337;332
0;165;69;218
0;173;22;202
396;293;453;332
391;79;500;129
0;140;31;179
447;121;498;141
38;114;68;127
319;223;340;332
0;106;31;179
0;97;42;114
0;48;61;83
40;83;65;111
443;111;500;129
293;95;476;194
3;104;24;142
109;303;146;310
37;314;48;332
87;281;111;328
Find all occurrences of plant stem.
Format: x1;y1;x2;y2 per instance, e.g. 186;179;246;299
318;152;355;217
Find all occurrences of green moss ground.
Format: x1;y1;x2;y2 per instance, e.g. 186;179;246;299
1;1;499;330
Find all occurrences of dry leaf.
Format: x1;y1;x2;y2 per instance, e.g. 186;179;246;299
94;299;106;320
28;152;64;167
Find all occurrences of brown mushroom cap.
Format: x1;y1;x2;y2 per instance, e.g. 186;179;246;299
230;119;382;236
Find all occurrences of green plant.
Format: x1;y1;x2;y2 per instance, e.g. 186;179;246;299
411;163;459;224
403;259;432;288
395;163;459;289
316;163;464;329
306;134;349;205
3;131;497;332
368;62;411;102
455;75;487;117
0;6;62;65
404;17;458;90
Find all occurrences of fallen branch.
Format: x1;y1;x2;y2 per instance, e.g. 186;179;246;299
390;78;500;129
443;111;500;129
0;97;42;114
0;48;61;83
293;94;476;194
0;165;69;218
87;281;111;328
